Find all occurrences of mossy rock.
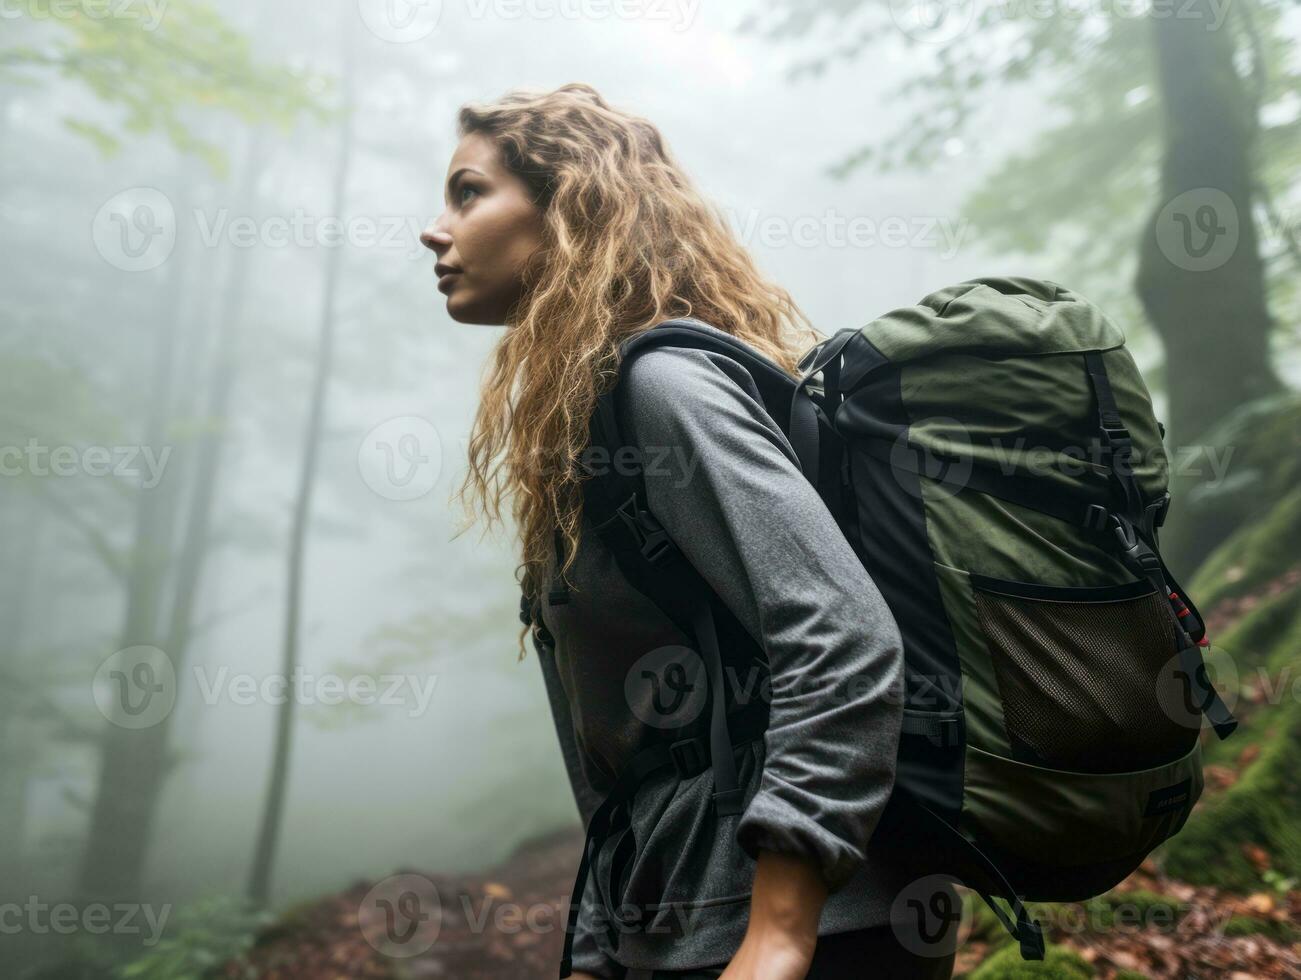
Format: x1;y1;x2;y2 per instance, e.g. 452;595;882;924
1112;971;1152;980
1023;892;1183;939
1190;482;1301;610
1090;890;1185;931
1152;461;1301;892
1206;582;1301;684
1162;695;1301;890
1164;392;1301;578
1220;913;1301;943
968;941;1094;979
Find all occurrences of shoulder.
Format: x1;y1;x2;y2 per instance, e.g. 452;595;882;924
616;342;765;425
613;340;797;467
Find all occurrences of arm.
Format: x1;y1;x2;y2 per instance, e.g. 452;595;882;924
725;849;829;978
616;345;906;967
532;633;622;980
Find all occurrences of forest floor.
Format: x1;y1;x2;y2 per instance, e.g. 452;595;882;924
214;823;1300;980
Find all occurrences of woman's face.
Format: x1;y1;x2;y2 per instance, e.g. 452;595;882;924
421;132;547;326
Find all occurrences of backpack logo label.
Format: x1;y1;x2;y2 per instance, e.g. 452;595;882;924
1143;778;1192;817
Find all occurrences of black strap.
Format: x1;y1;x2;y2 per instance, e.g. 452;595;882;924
550;527;571;605
1156;549;1204;642
796;326;857;383
558;712;768;977
1083;350;1151;537
582;320;802;815
591;384;644;517
620;320;801;417
586;501;748;818
1081;351;1236;741
899;711;962;748
695;596;745;816
583;352;755;820
787;387;821;484
857;437;1113;529
788;328;860;484
889;786;1045;961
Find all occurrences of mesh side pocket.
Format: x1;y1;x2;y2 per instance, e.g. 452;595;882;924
971;575;1198;773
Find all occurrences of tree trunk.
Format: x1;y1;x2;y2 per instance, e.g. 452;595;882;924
76;125;268;906
76;200;196;902
1134;0;1283;572
0;500;43;891
246;20;356;907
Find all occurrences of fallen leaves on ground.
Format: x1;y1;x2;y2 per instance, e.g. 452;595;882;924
216;829;1300;979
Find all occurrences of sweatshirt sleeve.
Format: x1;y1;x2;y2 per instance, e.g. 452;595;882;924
613;344;906;894
532;633;621;978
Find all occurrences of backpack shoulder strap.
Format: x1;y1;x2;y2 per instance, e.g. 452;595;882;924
579;319;800;811
582;318;809;582
582;321;755;616
602;318;815;469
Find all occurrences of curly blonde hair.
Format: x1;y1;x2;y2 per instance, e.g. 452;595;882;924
448;82;822;659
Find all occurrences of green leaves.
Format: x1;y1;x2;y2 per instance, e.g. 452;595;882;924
3;0;332;175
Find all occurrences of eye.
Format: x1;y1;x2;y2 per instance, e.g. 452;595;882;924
458;183;480;205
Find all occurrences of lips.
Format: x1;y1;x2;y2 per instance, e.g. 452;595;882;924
435;262;462;294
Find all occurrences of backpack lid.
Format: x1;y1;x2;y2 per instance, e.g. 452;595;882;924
860;277;1127;366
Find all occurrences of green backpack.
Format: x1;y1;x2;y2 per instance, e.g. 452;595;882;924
540;276;1237;974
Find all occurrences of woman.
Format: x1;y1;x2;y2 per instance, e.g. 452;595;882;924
424;83;958;980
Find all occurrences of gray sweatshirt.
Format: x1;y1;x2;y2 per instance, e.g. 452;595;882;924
534;326;913;976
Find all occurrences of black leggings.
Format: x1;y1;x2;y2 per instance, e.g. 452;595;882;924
619;920;957;980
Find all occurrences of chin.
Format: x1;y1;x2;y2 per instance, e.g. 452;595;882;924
445;292;509;326
447;309;499;327
443;292;476;323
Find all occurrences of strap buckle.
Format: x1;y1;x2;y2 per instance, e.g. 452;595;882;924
1099;420;1134;460
1111;510;1137;556
1101;421;1131;443
1108;513;1167;597
669;737;710;778
615;493;676;565
929;715;961;749
1082;503;1111;533
1148;490;1171;530
1019;915;1046;961
1085;506;1159;571
797;340;827;373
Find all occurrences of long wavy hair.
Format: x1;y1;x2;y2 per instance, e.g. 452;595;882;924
449;82;823;659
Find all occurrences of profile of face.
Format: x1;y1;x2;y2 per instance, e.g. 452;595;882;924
420;132;548;326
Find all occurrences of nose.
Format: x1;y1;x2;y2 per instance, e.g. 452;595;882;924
421;216;451;254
